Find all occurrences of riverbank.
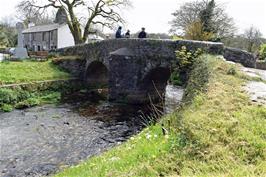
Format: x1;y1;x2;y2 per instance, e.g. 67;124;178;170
0;60;72;112
55;55;266;176
0;60;69;85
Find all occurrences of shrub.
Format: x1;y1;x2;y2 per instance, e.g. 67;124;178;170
170;46;203;86
0;88;18;104
47;53;59;59
175;46;203;71
183;55;210;103
170;70;183;86
259;44;266;61
0;104;13;112
184;21;214;41
15;98;40;109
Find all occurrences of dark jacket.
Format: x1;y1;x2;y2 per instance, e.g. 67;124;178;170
138;31;147;38
125;31;130;38
116;29;122;38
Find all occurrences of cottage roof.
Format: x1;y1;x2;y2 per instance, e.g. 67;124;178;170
22;23;66;33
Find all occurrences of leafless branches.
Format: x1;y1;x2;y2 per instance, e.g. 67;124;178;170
16;0;130;44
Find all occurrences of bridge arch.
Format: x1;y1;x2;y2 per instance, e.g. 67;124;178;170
139;67;171;102
85;61;109;88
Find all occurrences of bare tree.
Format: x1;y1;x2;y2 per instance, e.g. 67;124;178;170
243;26;263;53
17;0;130;44
170;0;236;40
16;4;55;27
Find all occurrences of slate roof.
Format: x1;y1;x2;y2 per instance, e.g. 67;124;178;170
22;23;65;33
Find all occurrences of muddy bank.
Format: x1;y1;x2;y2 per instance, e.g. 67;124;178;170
0;85;184;177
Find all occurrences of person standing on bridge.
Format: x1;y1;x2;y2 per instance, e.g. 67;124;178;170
125;30;130;38
138;27;147;38
115;26;123;38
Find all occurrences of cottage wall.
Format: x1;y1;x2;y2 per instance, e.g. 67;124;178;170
57;25;75;49
23;29;58;51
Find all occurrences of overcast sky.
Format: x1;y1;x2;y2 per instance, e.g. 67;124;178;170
0;0;266;37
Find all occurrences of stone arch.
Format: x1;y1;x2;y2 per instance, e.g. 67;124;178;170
85;61;109;87
139;67;171;102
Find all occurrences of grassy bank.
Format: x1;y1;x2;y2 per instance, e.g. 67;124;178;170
55;55;266;176
0;60;72;112
0;88;61;112
0;60;70;85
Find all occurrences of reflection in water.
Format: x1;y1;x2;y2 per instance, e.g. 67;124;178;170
0;85;184;176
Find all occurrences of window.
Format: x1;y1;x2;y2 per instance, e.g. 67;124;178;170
42;32;46;41
32;33;35;41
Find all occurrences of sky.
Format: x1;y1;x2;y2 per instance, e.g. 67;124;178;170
0;0;266;37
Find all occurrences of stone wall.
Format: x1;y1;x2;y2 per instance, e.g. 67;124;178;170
223;47;256;68
55;39;257;103
52;56;86;79
256;62;266;70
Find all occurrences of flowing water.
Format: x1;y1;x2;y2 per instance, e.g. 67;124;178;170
0;85;184;177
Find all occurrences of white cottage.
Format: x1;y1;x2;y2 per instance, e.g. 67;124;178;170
22;23;74;51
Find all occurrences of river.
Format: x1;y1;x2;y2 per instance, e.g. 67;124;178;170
0;85;184;177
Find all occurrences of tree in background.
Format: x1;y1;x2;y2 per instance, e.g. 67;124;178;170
0;17;17;47
170;0;235;41
17;0;130;45
199;0;215;34
243;26;263;53
16;3;54;27
184;21;214;41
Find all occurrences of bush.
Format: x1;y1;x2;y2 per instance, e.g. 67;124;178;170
259;44;266;61
170;70;183;86
15;98;40;109
170;46;203;86
0;104;13;112
183;55;210;103
175;46;203;70
0;88;18;104
47;53;59;59
0;88;62;112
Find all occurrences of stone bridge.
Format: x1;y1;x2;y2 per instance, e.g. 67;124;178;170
56;39;255;104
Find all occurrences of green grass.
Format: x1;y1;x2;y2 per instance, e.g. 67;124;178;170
0;60;70;85
0;88;61;112
55;55;266;176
